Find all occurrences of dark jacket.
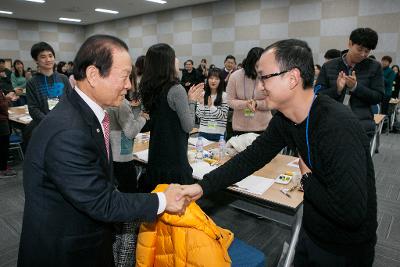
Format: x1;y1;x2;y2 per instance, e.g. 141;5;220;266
181;69;201;91
18;89;159;267
316;56;384;136
0;68;13;93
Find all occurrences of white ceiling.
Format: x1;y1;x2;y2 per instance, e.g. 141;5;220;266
0;0;219;25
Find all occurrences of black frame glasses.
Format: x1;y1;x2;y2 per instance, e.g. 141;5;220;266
258;70;290;81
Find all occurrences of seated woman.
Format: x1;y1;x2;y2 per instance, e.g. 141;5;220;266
196;68;229;141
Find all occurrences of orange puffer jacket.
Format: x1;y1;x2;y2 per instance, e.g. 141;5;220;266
136;184;234;267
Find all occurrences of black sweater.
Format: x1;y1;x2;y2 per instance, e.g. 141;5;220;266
199;94;377;255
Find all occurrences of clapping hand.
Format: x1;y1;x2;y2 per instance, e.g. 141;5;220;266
344;71;357;89
6;92;19;101
336;71;347;93
188;83;205;102
247;99;257;112
139;111;150;121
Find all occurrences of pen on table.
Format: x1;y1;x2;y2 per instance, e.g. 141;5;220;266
280;188;291;198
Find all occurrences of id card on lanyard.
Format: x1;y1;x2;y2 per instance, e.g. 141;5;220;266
45;73;64;110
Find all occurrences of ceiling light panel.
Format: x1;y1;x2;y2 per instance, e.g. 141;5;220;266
145;0;167;4
59;17;81;22
95;8;119;14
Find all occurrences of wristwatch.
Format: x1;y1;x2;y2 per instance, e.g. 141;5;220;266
300;172;312;189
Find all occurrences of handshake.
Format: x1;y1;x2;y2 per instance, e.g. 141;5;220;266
163;183;204;215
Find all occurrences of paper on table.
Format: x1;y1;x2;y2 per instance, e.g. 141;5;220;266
134;149;148;162
191;160;218;180
287;158;299;168
18;115;32;123
188;137;214;147
234;175;274;195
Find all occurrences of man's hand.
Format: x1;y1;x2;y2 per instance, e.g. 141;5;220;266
344;70;357;89
14;88;23;95
179;184;203;202
164;184;190;214
298;156;311;175
336;71;346;94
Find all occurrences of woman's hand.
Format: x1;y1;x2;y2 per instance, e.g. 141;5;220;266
188;83;204;102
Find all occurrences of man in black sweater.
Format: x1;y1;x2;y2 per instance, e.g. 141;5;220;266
180;39;377;266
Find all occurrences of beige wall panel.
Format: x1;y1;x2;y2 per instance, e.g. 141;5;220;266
322;0;359;18
192;4;211;18
192;30;212;43
235;26;260;40
213;14;235;28
320;36;349;53
174;44;192;56
39;31;59;42
129;37;143;48
261;7;289;24
59;42;76;52
143;24;157;36
174;19;193;32
213;42;234;55
235;0;261;12
289;20;320;37
358;13;400;33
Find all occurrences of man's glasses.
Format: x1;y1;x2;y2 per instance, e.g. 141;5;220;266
258;70;290;81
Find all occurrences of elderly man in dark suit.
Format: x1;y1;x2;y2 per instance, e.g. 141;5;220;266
17;35;188;267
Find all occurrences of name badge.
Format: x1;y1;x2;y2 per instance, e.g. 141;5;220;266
48;98;59;110
244;108;255;117
207;120;217;129
343;94;351;106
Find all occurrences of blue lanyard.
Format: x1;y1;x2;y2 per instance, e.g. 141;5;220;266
305;85;321;168
44;73;58;97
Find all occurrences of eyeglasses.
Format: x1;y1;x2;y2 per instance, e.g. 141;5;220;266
258;70;290;81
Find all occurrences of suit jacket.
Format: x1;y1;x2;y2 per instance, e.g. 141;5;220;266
18;88;159;267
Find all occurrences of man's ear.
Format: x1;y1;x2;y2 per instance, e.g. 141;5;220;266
86;65;98;88
289;68;301;90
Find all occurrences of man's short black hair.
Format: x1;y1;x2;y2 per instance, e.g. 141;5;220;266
381;56;392;64
30;42;55;60
0;59;5;63
324;49;341;60
184;59;194;65
73;34;129;81
265;39;314;89
224;55;236;63
349;28;378;50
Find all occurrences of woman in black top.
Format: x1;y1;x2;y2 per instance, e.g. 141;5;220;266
139;43;204;192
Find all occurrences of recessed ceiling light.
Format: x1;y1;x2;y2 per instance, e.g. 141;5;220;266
145;0;167;4
59;17;81;22
95;8;119;14
23;0;46;3
0;10;13;15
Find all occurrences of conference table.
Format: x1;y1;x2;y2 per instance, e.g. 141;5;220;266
133;136;303;267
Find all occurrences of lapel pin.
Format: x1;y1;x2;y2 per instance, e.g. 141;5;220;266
96;128;100;133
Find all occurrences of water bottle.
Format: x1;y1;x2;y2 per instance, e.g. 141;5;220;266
195;137;204;159
218;135;226;161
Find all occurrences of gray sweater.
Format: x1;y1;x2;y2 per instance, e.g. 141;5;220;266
107;99;146;162
166;84;196;133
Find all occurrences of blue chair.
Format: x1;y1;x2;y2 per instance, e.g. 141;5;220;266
9;133;24;161
228;238;266;267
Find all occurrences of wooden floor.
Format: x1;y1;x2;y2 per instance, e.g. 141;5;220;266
1;133;400;266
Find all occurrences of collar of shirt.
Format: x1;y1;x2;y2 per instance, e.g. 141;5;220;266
224;67;231;73
74;86;106;132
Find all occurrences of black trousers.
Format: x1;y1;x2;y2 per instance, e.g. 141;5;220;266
294;228;375;267
0;134;10;171
113;161;137;193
